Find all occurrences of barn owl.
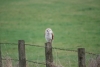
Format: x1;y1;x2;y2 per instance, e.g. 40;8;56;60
45;28;54;43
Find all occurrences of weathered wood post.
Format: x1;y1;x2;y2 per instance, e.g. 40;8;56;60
0;44;2;67
18;40;26;67
97;55;100;67
78;48;86;67
45;42;53;67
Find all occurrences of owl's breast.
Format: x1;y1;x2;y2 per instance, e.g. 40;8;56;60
45;33;52;39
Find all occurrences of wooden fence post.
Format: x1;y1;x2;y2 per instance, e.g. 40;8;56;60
18;40;26;67
45;42;53;67
97;55;100;67
0;44;2;67
78;48;86;67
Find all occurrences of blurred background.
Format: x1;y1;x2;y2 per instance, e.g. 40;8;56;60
0;0;100;67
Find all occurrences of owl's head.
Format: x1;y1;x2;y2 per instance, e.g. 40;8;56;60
45;28;53;33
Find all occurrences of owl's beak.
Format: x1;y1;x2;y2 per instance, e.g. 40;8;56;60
47;30;49;32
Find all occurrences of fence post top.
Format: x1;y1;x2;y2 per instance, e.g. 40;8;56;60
78;48;85;50
18;40;25;42
45;42;52;46
78;48;85;49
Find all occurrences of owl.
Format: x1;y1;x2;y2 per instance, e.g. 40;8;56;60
45;28;54;43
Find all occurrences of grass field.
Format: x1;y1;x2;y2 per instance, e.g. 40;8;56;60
0;0;100;67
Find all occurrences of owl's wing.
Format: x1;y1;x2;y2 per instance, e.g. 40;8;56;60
52;33;54;40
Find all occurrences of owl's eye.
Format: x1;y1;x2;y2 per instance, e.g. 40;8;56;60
47;30;49;32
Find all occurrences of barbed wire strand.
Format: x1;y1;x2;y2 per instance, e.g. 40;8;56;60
2;58;46;65
25;44;99;56
0;43;17;45
0;43;99;56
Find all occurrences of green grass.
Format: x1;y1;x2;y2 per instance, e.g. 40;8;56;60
0;0;100;67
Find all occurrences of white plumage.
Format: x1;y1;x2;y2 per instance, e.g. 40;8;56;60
45;28;54;43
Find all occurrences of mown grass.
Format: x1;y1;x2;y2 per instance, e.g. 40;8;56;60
0;0;100;67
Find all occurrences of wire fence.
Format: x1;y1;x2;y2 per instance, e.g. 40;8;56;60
0;43;98;55
0;43;98;67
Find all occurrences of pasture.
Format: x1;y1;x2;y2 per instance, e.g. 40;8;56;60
0;0;100;67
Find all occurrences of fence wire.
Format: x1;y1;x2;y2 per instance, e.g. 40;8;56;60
0;43;99;56
2;58;46;65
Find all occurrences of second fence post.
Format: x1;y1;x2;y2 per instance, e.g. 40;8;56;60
78;48;86;67
18;40;26;67
45;42;53;67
